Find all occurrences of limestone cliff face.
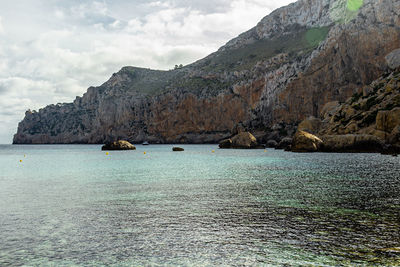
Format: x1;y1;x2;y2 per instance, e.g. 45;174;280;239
292;64;400;153
305;66;400;144
13;0;400;144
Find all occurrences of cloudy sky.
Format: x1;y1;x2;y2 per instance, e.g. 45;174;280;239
0;0;295;143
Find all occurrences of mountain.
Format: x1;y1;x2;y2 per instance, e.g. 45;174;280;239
13;0;400;144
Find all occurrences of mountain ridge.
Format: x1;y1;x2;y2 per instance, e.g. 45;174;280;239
13;0;400;144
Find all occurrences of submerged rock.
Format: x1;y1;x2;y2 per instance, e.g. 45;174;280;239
101;140;136;151
172;147;184;151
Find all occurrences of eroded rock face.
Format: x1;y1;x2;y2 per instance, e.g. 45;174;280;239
13;0;400;144
321;134;384;153
376;108;400;133
389;126;400;145
293;64;400;153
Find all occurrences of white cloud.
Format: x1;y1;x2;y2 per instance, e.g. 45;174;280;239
0;0;296;143
0;16;4;34
0;77;58;141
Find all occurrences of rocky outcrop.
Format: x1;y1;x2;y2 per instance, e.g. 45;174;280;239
101;140;136;151
231;132;259;149
292;64;400;153
321;134;385;153
219;132;262;149
291;130;323;152
13;0;400;144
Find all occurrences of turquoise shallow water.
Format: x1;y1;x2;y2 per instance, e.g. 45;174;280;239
0;144;399;266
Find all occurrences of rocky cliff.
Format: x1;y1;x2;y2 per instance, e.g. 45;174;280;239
292;50;400;153
13;0;400;144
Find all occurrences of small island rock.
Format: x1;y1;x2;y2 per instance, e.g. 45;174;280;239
219;132;262;149
173;147;184;151
102;140;136;151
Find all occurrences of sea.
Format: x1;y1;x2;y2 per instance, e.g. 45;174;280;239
0;144;399;266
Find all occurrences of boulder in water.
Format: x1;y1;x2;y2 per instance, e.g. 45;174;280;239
266;140;278;148
292;130;323;152
219;132;262;149
102;140;136;151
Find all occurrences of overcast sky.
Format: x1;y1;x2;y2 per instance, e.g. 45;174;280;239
0;0;296;144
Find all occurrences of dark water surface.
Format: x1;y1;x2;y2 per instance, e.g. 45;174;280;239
0;145;399;266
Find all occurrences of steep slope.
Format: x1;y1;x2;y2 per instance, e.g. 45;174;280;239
293;62;400;153
13;0;400;144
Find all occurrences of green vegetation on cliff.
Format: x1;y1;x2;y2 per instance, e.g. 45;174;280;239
103;26;330;96
199;26;330;72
